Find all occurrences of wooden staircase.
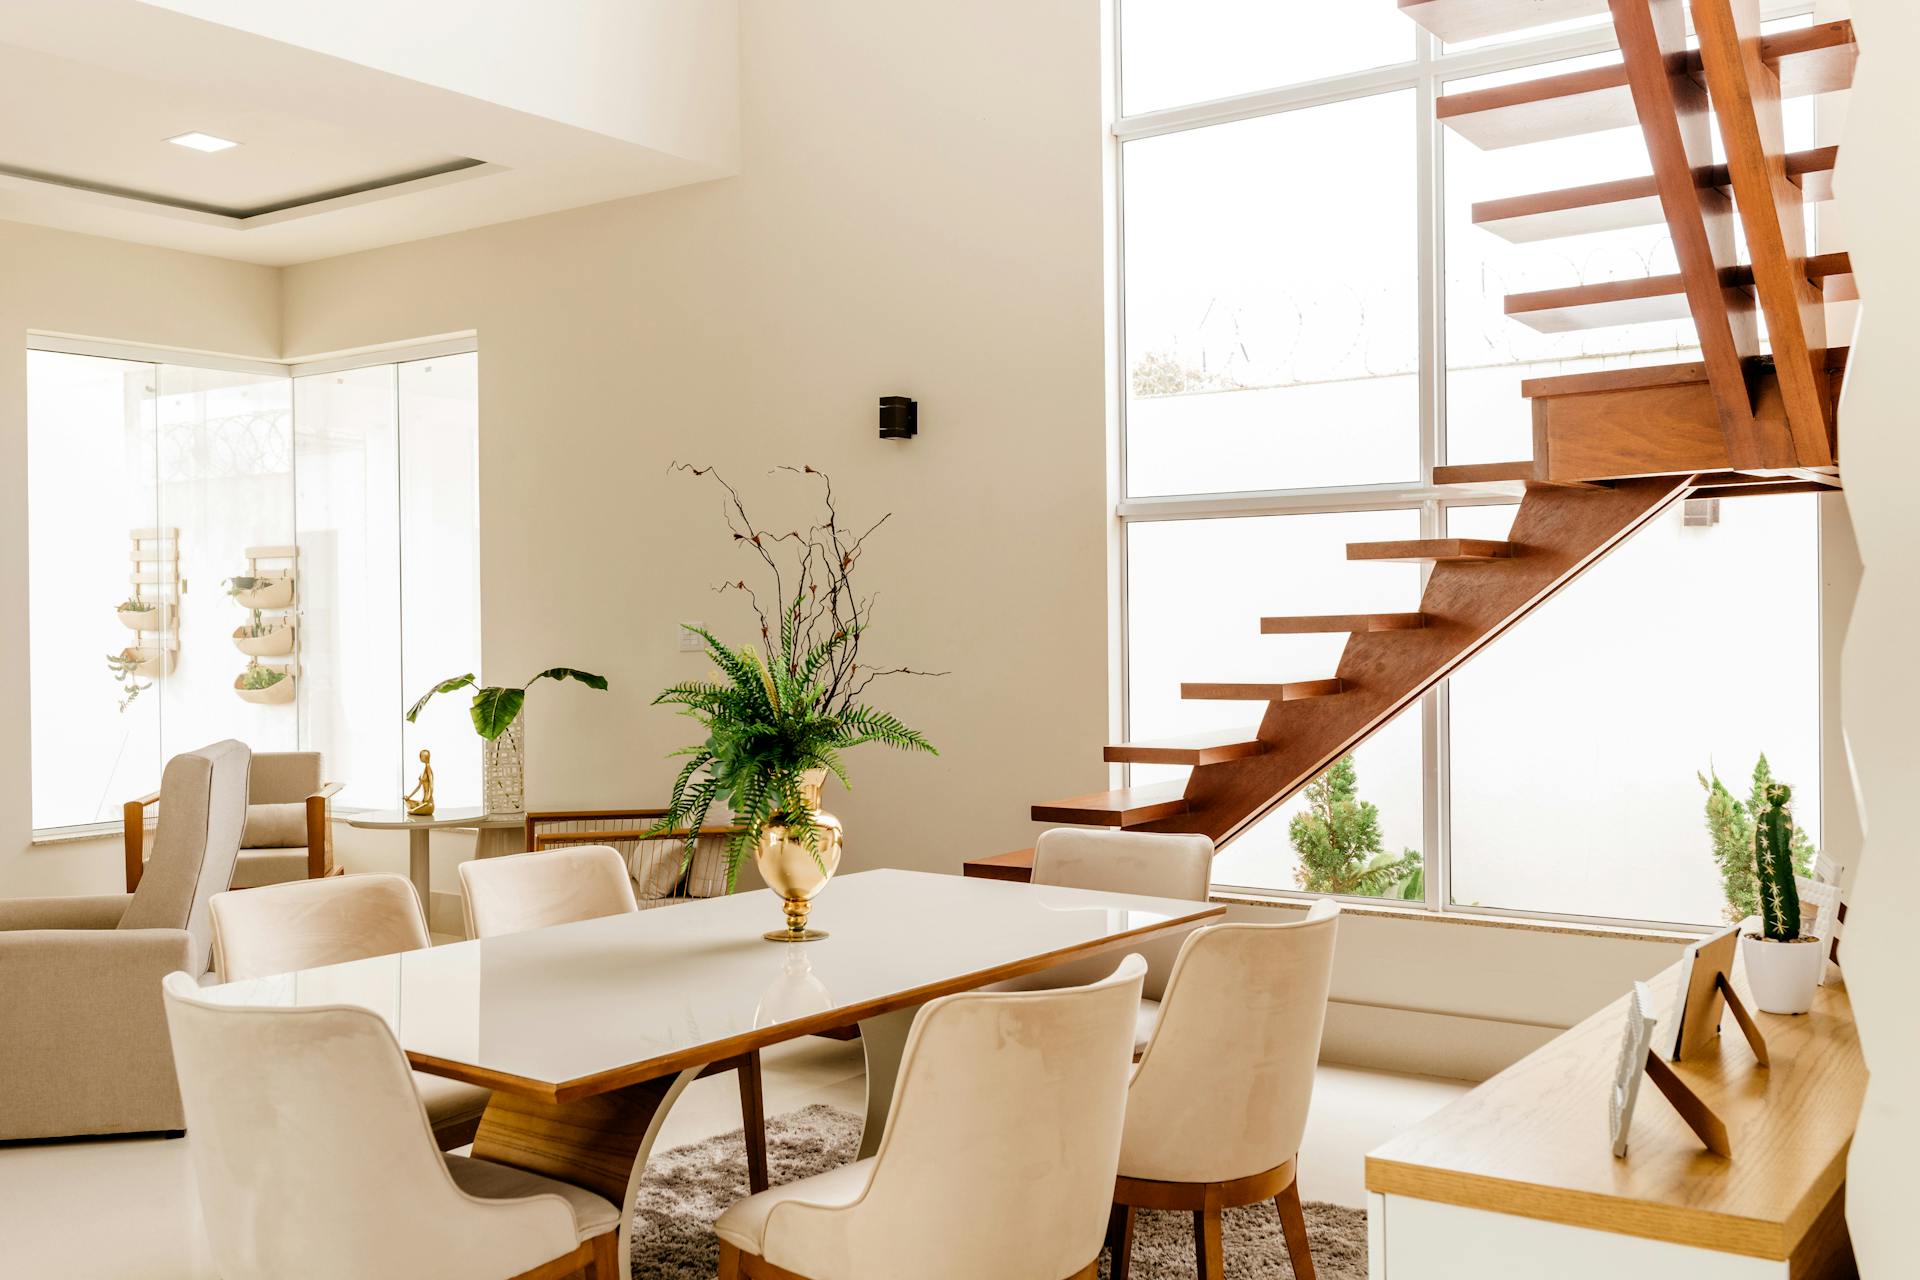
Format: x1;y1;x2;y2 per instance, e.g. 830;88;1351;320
1002;0;1853;875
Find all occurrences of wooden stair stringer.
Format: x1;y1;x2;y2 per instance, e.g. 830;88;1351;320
1131;474;1698;846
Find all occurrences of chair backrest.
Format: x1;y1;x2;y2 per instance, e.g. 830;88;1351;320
120;740;251;974
765;955;1146;1280
1031;828;1214;1001
160;973;579;1279
1120;901;1341;1185
210;874;429;983
458;845;639;939
248;751;323;805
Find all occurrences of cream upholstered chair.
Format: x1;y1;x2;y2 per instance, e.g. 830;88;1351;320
460;846;769;1191
161;972;620;1280
126;749;340;891
458;843;640;939
209;873;492;1150
1000;828;1214;1056
0;739;249;1140
1107;901;1341;1280
715;954;1148;1280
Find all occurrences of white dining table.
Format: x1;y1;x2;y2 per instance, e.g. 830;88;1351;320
196;867;1223;1279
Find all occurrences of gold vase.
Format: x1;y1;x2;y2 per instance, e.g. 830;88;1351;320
753;769;843;942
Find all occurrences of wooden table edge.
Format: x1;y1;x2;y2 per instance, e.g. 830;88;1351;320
1363;1155;1795;1261
406;901;1226;1105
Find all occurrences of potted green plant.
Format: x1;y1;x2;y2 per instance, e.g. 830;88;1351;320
1740;782;1824;1013
1699;755;1815;923
406;667;609;815
234;661;295;705
225;572;295;610
650;464;939;941
116;596;161;630
232;609;295;656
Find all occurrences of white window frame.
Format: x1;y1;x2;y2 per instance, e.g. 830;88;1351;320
1108;1;1819;932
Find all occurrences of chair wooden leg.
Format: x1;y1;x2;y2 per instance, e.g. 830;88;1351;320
738;1049;769;1193
718;1239;743;1280
1275;1176;1316;1280
1106;1203;1136;1280
588;1228;621;1279
1193;1206;1224;1280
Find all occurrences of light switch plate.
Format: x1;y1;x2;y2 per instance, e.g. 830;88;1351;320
678;623;705;652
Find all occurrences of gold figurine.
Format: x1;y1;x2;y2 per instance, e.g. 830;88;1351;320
404;748;436;817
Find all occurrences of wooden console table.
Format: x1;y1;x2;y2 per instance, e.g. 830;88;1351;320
1365;959;1863;1279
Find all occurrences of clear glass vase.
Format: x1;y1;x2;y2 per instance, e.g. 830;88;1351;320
483;715;526;816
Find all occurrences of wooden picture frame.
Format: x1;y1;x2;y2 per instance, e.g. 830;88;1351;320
1610;982;1660;1158
1662;922;1768;1066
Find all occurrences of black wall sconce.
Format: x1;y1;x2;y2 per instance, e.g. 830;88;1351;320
878;396;918;440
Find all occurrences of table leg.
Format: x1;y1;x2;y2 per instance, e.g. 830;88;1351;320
855;1004;919;1160
408;828;431;917
470;1067;700;1280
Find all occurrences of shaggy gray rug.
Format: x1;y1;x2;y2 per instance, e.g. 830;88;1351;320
632;1105;1368;1278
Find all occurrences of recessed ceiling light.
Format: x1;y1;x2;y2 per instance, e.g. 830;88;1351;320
166;131;239;153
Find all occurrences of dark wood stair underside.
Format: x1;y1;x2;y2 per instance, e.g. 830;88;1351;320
1182;679;1346;702
1259;613;1427;634
1348;538;1513;563
1031;782;1190;827
1104;731;1268;767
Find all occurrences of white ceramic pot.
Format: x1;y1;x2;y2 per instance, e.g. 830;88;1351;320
1741;932;1824;1014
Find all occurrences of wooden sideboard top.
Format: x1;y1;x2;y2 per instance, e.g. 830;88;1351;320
1366;958;1864;1261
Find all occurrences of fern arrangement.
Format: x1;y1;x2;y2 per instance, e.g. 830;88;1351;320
651;464;939;889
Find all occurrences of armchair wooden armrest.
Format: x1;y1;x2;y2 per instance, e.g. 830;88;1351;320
307;782;344;879
123;790;162;893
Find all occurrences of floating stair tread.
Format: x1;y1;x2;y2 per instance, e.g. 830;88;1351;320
1505;252;1852;333
1398;0;1607;45
1473;146;1839;243
1104;731;1269;766
1438;21;1856;150
1031;781;1190;827
1432;462;1609;491
1181;678;1347;702
1259;613;1427;634
1349;538;1513;563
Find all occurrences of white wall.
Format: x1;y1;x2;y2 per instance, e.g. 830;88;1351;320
1829;1;1918;1271
0;219;282;894
281;0;1115;889
136;0;740;169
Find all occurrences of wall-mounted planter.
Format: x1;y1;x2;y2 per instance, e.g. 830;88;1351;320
234;665;296;705
227;573;295;611
117;606;165;631
114;645;176;678
233;621;296;657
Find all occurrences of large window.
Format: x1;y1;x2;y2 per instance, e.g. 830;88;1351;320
27;345;480;832
1114;5;1823;926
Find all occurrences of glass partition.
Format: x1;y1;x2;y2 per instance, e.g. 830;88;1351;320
27;346;480;832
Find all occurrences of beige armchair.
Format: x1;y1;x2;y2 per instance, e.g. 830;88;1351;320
1107;901;1341;1280
0;739;249;1140
715;954;1147;1280
162;973;621;1279
126;749;340;892
209;873;492;1151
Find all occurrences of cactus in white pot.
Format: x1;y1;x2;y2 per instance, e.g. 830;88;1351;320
1740;783;1824;1013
